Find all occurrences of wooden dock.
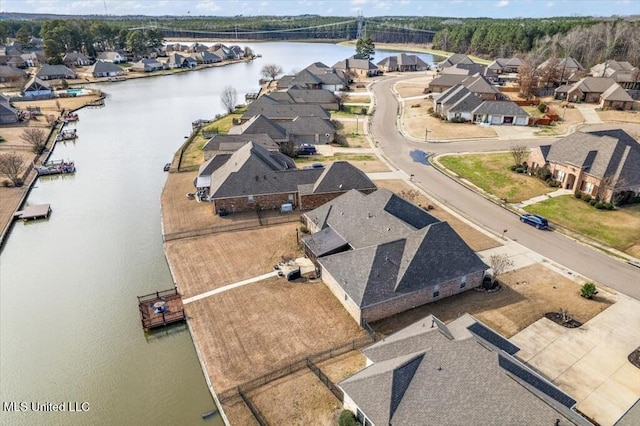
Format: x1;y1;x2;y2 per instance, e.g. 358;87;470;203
137;288;186;330
14;204;51;221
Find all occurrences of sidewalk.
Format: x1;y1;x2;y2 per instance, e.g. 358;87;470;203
574;104;603;124
513;188;573;209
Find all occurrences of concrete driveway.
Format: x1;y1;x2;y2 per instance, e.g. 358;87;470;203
510;296;640;426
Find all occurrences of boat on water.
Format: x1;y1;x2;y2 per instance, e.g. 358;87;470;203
108;76;126;82
36;159;76;176
63;112;79;122
56;128;77;141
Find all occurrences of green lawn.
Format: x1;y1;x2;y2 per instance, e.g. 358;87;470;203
201;106;247;134
525;196;640;256
439;153;554;203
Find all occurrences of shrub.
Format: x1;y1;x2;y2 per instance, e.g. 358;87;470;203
13;178;23;187
581;194;592;202
515;167;524;173
574;191;582;198
589;199;597;206
604;202;614;210
595;202;605;209
509;165;517;171
536;167;552;181
581;282;597;299
338;410;359;426
546;179;560;187
299;225;309;234
360;107;367;115
538;103;547;113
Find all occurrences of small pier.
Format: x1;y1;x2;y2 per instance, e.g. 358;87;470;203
14;204;51;221
56;128;77;142
36;159;75;176
137;288;186;330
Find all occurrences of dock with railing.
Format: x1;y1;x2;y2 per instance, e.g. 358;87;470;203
137;288;186;330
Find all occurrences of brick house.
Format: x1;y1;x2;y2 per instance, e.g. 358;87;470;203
600;84;636;111
302;189;488;325
528;129;640;202
199;141;376;214
333;55;380;77
555;77;617;103
339;314;587;426
376;54;429;73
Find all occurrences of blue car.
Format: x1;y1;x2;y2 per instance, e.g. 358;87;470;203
520;214;548;230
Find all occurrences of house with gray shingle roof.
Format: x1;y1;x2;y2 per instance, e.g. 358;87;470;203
267;88;339;110
302;189;488;324
62;52;92;67
241;101;331;123
376;54;429;73
85;60;125;78
333;55;380;77
0;65;28;82
433;84;483;121
528;129;640;203
590;60;640;90
600;83;635;111
130;58;164;73
230;114;335;145
472;100;529;125
22;76;52;99
303;62;350;90
36;64;77;80
202;134;279;160
0;101;19;123
199;141;375;214
427;73;467;93
96;51;127;64
339;314;589;426
437;53;475;70
557;77;618;103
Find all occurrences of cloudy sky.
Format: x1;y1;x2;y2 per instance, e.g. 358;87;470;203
0;0;638;17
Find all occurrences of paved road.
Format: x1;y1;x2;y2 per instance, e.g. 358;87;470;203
369;76;640;299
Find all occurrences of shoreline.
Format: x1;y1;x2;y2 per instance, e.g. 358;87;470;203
337;40;492;64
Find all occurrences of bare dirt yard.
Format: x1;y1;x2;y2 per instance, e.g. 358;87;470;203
374;179;501;252
221;399;259;426
332;118;369;148
317;350;367;384
296;154;391;173
395;76;432;99
372;264;614;339
186;278;367;391
248;368;340;426
165;222;300;298
160;171;217;235
403;99;498;140
597;109;640;124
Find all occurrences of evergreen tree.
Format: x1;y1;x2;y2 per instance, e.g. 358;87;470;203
355;37;375;60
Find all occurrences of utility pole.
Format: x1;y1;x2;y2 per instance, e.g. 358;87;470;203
356;12;364;39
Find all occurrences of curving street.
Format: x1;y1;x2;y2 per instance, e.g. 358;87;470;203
368;76;640;299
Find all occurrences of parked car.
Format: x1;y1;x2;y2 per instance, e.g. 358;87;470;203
520;213;548;230
296;144;317;155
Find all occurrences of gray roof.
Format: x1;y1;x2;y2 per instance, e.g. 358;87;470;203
377;54;429;69
438;53;475;69
461;73;501;95
616;399;640;426
242;103;330;122
600;83;634;102
23;76;51;92
304;62;349;84
277;69;322;89
230;114;288;140
340;315;582;426
538;57;584;72
202;134;279;153
63;52;90;62
568;77;617;94
278;116;335;137
333;55;378;71
87;61;124;74
437;85;484;114
441;63;487;76
36;64;76;78
0;65;27;78
198;153;232;177
0;102;18;117
429;73;467;88
472;100;529;116
591;60;635;77
309;161;376;194
305;189;486;308
543;129;640;186
268;89;338;105
303;226;349;257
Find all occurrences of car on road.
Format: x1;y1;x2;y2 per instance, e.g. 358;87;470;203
296;144;317;155
520;213;548;230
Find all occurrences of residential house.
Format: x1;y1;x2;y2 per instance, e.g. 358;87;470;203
528;129;640;202
460;73;504;100
230;114;336;145
189;42;210;53
199;141;376;214
165;53;197;69
427;73;467;93
333;55;380;77
7;56;26;68
303;62;350;90
130;58;164;73
600;84;635;110
229;45;245;59
267;88;339;110
302;189;488;324
202;133;279;160
472;101;529;125
437;53;475;70
211;44;235;60
165;43;189;53
590;60;639;91
339;314;589;426
485;57;523;82
96;51;128;64
85;61;125;78
433;85;483;121
21;76;52;99
537;57;584;86
376;54;429;73
195;51;222;64
277;69;325;90
240;102;331;124
0;65;28;83
555;77;617;103
0;100;19;124
36;64;77;80
62;52;92;67
20;52;44;68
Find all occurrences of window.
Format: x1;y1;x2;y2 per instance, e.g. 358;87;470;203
583;182;594;195
247;195;254;203
356;409;364;423
460;275;467;289
555;170;565;182
433;284;441;298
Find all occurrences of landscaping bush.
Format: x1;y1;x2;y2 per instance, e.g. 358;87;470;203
604;202;614;210
360;107;367;115
537;103;547;114
536;167;552;181
581;282;597;299
13;178;23;187
581;193;592;202
589;199;597;206
299;225;309;234
515;167;525;173
546;179;560;187
595;202;605;209
509;165;517;171
574;191;582;198
338;410;359;426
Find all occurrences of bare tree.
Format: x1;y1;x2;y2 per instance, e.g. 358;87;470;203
335;91;348;111
261;64;283;83
220;86;237;114
596;175;629;206
20;128;47;154
516;62;538;100
0;152;26;186
510;144;528;166
488;253;514;286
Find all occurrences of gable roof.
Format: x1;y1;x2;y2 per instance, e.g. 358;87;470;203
600;83;634;102
277;69;322;88
36;64;76;78
268;88;338;105
0;65;28;78
242;103;330;122
0;102;18;117
229;114;288;140
23;76;51;92
340;315;582;426
429;73;467;88
278;115;335;136
461;73;501;95
202;134;279;154
543;129;640;185
87;61;124;74
472;100;529;116
307;161;377;195
333;55;378;71
568;77;617;94
438;53;475;69
377;54;429;69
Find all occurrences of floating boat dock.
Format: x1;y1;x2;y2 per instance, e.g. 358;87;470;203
137;288;186;330
36;159;76;176
56;128;77;141
14;204;51;221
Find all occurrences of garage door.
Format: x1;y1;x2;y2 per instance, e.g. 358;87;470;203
491;115;502;124
503;116;514;124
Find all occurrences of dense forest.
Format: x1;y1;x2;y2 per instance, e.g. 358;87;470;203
0;14;638;67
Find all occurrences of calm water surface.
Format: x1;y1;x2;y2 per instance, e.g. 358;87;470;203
0;42;437;426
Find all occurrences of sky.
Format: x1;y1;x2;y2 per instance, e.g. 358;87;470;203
0;0;638;18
